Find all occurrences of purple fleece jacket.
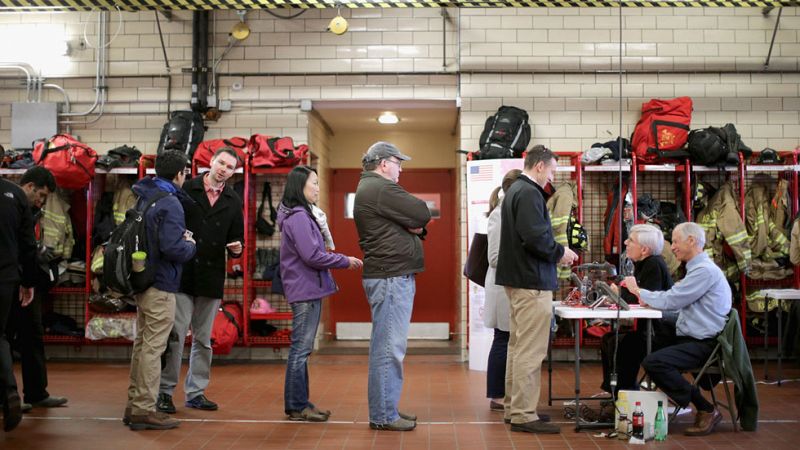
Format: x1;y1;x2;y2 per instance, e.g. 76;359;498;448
277;203;350;303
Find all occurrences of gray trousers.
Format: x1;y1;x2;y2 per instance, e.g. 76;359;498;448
159;293;220;401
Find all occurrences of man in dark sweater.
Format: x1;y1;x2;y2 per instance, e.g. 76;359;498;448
601;224;674;397
496;145;578;434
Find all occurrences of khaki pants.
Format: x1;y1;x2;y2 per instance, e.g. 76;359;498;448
503;287;552;424
127;287;176;415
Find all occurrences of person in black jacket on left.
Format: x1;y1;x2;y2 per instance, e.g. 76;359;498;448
7;167;70;413
157;147;244;415
0;174;38;432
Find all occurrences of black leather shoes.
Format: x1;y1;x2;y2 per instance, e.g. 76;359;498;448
156;393;176;414
3;391;22;432
510;419;560;434
185;394;218;411
32;396;68;408
505;413;550;423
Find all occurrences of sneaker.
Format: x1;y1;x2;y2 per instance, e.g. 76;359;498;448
369;417;416;431
128;411;180;431
510;419;561;434
21;403;32;414
122;407;131;426
157;393;176;414
32;396;68;408
489;400;504;412
185;394;218;411
2;391;22;432
684;409;722;436
287;407;329;422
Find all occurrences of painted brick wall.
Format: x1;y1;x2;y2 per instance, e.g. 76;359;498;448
1;7;799;361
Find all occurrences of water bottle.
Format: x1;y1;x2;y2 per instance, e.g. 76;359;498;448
632;401;644;440
580;275;590;302
623;255;635;277
654;400;667;441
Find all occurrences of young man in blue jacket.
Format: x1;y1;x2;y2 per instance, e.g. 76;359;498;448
124;150;197;431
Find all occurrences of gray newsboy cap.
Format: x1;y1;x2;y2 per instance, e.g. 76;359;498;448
362;141;411;165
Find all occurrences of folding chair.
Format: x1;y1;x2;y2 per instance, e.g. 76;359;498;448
668;324;739;432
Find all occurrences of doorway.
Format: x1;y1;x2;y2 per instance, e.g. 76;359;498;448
310;100;459;348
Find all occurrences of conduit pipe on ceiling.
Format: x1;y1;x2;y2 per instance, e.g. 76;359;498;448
0;62;39;102
61;10;108;124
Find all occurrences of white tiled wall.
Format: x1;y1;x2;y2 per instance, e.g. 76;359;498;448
2;7;799;361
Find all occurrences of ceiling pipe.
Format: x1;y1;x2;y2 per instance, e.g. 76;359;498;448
0;63;36;102
61;11;108;123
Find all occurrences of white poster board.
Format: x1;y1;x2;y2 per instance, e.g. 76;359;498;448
466;159;524;371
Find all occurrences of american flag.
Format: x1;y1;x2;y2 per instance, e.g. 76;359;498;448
469;165;493;182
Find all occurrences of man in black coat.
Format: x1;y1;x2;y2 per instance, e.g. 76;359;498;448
0;175;38;432
158;147;244;414
496;145;578;435
7;167;69;412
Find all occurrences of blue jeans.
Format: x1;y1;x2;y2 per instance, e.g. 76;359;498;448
284;299;321;413
363;275;415;424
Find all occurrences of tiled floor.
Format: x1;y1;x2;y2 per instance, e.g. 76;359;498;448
1;355;799;449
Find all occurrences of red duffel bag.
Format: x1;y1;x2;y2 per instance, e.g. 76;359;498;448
211;302;242;355
33;134;97;190
249;135;308;168
193;137;248;168
631;97;693;163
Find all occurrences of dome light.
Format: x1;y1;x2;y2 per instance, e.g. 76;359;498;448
377;112;399;125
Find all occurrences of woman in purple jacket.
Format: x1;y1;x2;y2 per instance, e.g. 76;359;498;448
277;165;362;422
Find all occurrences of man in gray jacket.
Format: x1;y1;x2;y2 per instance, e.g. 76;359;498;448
353;142;431;432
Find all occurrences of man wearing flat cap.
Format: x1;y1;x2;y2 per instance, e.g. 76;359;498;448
353;142;431;432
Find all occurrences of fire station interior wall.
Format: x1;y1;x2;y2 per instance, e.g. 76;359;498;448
0;7;799;360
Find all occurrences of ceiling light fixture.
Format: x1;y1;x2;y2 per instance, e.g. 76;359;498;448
327;5;348;36
377;112;399;125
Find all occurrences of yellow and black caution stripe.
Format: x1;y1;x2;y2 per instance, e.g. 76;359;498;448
0;0;797;11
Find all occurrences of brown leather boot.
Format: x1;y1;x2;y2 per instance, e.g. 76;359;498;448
128;411;180;431
684;409;722;436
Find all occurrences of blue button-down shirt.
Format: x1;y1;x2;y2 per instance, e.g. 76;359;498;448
640;252;731;340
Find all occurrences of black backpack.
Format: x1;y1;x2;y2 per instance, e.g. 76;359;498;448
477;106;531;159
683;124;752;166
686;128;728;166
157;110;205;159
103;192;170;296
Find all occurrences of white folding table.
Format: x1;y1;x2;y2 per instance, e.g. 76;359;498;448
760;289;800;386
553;304;662;431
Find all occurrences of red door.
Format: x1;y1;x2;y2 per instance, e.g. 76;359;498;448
328;169;457;337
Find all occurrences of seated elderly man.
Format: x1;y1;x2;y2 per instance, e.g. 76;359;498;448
623;222;731;437
601;224;674;397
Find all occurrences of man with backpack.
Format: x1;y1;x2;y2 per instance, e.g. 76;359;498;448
156;147;243;415
124;150;196;431
8;167;69;412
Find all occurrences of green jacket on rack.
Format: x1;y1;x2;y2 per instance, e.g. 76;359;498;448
718;309;759;431
546;181;577;280
695;182;751;280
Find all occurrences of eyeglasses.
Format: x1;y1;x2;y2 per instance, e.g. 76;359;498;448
383;158;402;168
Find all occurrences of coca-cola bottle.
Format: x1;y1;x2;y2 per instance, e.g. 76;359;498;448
632;401;645;440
